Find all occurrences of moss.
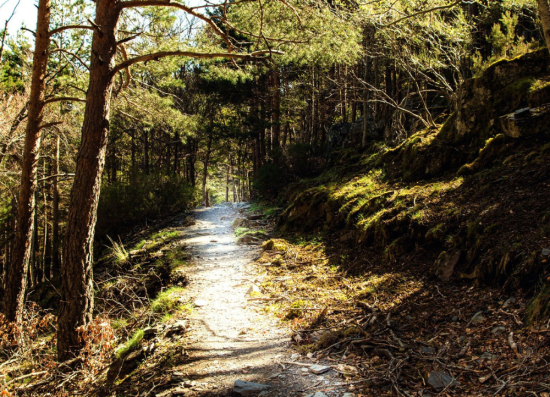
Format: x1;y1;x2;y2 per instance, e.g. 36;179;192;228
527;284;550;324
151;287;185;313
262;239;289;251
286;299;308;319
115;329;144;359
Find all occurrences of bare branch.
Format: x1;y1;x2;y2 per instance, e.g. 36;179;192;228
119;0;234;50
44;97;87;105
49;25;95;37
118;43;132;89
50;48;90;70
384;0;463;27
112;50;282;74
39;121;63;131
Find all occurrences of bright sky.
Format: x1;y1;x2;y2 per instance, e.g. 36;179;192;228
0;0;38;36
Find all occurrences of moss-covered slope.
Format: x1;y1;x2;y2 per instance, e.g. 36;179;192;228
278;50;550;322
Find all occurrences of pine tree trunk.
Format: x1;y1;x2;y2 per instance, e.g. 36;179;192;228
52;136;60;276
58;0;120;361
201;132;213;206
272;67;281;149
4;0;51;323
537;0;550;48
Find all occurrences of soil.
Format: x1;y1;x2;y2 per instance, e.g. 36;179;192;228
156;203;351;397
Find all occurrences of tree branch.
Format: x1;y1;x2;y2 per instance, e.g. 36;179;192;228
112;50;281;74
48;25;95;37
44;97;87;105
39;121;63;131
119;0;234;50
384;0;463;27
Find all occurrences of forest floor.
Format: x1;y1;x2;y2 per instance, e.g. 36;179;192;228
135;203;353;397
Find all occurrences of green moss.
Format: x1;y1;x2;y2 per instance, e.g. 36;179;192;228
262;239;289;251
115;329;144;359
286;299;308;319
527;284;550;324
151;287;185;313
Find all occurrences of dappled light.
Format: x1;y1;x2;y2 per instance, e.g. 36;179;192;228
1;0;550;395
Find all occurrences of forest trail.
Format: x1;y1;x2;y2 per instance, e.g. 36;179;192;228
166;204;350;397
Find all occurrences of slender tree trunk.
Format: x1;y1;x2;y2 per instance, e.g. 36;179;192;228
4;0;51;323
58;0;121;361
272;67;281;149
143;129;149;175
362;56;371;148
537;0;550;48
225;156;230;202
52;136;60;276
201;132;213;206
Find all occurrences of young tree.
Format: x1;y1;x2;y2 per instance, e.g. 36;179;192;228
2;0;89;322
4;0;52;322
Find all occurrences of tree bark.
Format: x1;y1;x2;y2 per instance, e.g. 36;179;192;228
58;0;120;361
538;0;550;49
4;0;51;323
201;131;213;206
52;135;60;276
272;67;281;149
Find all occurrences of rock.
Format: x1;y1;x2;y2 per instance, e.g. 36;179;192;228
501;104;550;138
309;364;331;374
172;387;191;395
451;316;459;322
232;218;250;228
238;235;259;244
542;248;550;257
491;326;506;335
165;321;187;337
342;394;356;397
247;285;261;296
421;347;437;355
247;214;264;220
262;239;288;251
233;380;270;396
194;299;207;307
470;311;486;324
304;393;329;397
427;371;459;391
434;251;461;281
502;297;516;308
479;352;498;361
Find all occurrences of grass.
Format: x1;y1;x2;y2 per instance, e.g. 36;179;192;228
151;230;180;241
115;329;144;359
106;236;129;265
151;287;185;314
235;227;267;238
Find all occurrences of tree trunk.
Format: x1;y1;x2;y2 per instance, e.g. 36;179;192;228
537;0;550;48
52;135;60;276
362;56;371;148
272;67;281;149
4;0;51;323
225;156;230;202
201;132;213;206
58;0;120;361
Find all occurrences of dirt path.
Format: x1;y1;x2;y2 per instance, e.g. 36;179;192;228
166;204;351;397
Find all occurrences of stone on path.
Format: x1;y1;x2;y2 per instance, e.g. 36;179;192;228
194;299;207;307
304;392;329;397
470;311;486;324
427;371;459;391
233;380;270;396
309;364;331;374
